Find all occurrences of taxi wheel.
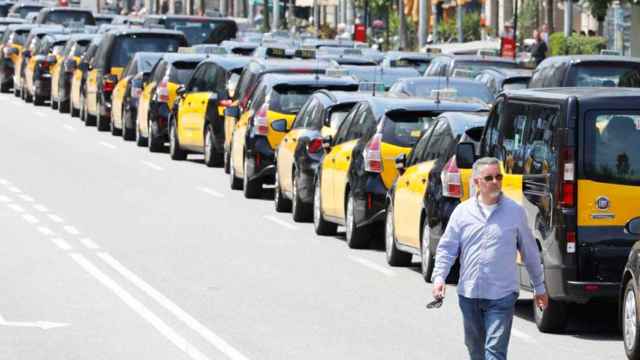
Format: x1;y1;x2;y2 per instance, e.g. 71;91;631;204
148;120;164;153
203;124;222;167
623;280;640;360
313;178;337;235
96;105;110;131
385;203;412;267
534;295;568;333
136;120;148;147
110;112;121;136
0;82;10;93
421;221;435;282
122;108;135;141
274;170;292;212
291;170;312;222
50;96;58;110
59;99;70;114
345;193;370;249
223;148;231;174
24;86;32;103
33;94;44;106
168;119;186;160
13;86;20;97
229;151;243;190
243;156;262;199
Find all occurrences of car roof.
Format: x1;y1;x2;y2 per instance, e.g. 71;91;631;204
362;96;488;118
385;51;434;60
159;53;208;63
503;87;640;103
145;15;234;21
40;7;92;12
437;111;488;136
68;33;98;41
106;28;185;37
407;76;490;86
437;54;519;64
258;73;358;87
540;55;640;65
478;68;532;77
313;90;375;106
199;55;251;70
252;58;330;71
5;23;36;30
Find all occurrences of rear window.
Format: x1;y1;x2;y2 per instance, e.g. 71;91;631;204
453;61;520;78
109;35;182;68
165;19;232;45
392;58;431;74
9;30;29;46
168;61;198;84
398;81;494;104
382;111;436;147
502;78;529;91
585;112;640;185
13;6;42;18
44;11;94;26
269;85;357;114
569;63;640;87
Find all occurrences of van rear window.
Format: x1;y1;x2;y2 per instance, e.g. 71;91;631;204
110;36;182;68
382;111;436;147
585;112;640;185
570;63;640;87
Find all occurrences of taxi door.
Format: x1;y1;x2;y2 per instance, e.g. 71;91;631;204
395;159;437;247
86;67;99;115
111;77;128;129
231;108;252;177
24;56;36;94
137;81;155;136
277;101;314;194
71;68;82;109
181;91;210;147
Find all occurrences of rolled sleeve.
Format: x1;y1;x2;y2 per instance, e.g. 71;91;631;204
516;208;546;295
431;207;461;283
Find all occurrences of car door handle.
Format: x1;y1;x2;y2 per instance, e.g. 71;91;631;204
405;181;410;186
421;178;426;184
331;158;336;163
292;138;296;142
201;101;205;105
284;138;288;143
346;156;350;161
187;102;191;106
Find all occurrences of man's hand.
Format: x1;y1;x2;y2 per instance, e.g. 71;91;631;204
534;293;548;310
432;280;446;300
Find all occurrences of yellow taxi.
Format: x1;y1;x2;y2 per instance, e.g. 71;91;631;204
228;73;358;199
23;34;68;105
314;96;487;249
168;55;249;164
70;36;101;118
0;24;35;93
50;34;95;113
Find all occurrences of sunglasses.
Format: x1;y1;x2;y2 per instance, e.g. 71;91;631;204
482;174;503;182
426;297;443;309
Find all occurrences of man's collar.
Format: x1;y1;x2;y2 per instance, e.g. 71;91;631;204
475;192;503;207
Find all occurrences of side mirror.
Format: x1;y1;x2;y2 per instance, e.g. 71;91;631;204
78;62;89;72
395;153;407;174
224;106;240;118
64;58;76;71
626;218;640;235
46;55;57;64
176;85;186;97
22;50;31;58
455;142;476;169
322;135;333;150
270;119;289;132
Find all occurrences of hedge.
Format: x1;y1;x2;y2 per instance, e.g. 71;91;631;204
548;32;607;56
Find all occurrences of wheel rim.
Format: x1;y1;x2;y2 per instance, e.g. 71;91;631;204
275;171;281;201
243;158;249;188
169;123;176;154
346;197;354;241
385;205;394;257
292;175;298;212
204;127;212;162
421;223;431;276
625;287;638;350
313;181;321;226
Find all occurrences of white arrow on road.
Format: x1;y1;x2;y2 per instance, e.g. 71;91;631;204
0;314;70;330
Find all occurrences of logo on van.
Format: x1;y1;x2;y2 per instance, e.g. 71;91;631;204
596;196;610;210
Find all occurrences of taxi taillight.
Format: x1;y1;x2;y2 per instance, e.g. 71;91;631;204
219;99;232;107
253;103;269;136
363;133;383;173
103;77;115;93
307;138;323;154
157;77;169;103
441;156;462;198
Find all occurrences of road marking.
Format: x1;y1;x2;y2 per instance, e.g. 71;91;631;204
34;111;46;118
0;195;10;202
79;238;100;249
7;186;21;193
98;252;250;360
263;215;298;230
18;194;35;202
99;141;117;150
33;204;49;212
347;255;396;277
8;203;25;213
141;161;164;171
196;186;224;198
37;226;54;236
512;328;536;344
70;253;212;360
0;314;69;330
0;178;10;185
63;124;76;132
50;238;72;251
22;214;39;224
47;214;64;223
63;225;80;235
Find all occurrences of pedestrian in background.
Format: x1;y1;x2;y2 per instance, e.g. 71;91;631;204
431;157;548;360
530;29;548;66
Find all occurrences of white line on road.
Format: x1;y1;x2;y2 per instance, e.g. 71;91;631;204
63;225;80;235
263;215;298;230
70;253;211;360
141;161;164;171
79;238;100;249
0;195;11;202
37;226;54;236
99;141;117;150
347;255;396;277
511;328;536;344
18;194;35;202
47;214;64;223
7;186;21;193
22;214;39;224
196;186;224;198
33;204;49;212
63;124;76;132
97;252;250;360
7;203;25;213
50;238;72;251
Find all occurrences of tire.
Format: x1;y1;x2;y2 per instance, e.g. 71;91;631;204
50;96;58;110
385;203;412;266
243;155;262;199
291;169;312;222
59;99;70;114
623;280;640;360
121;107;135;141
229;151;243;190
534;295;568;333
168;119;186;159
421;220;435;282
96;102;109;131
33;94;44;106
135;120;148;147
148;119;164;153
203;124;222;167
24;85;33;103
345;193;370;249
82;94;96;126
274;169;292;212
110;112;121;136
223;147;231;174
313;177;337;235
0;81;10;93
13;86;20;97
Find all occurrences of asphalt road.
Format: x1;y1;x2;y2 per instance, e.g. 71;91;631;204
0;93;625;359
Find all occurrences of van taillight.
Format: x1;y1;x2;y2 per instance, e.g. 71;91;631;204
363;133;383;173
441;156;462;198
157;77;169;103
307;138;323;154
566;230;576;253
253;103;269;136
559;147;575;208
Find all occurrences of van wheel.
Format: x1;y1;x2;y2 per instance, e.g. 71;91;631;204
534;295;568;333
203;124;222;166
313;177;337;235
345;193;369;249
291;170;312;222
274;170;292;212
385;202;412;266
148;120;164;153
623;280;640;359
229;152;243;190
168;119;186;160
243;156;262;199
421;221;435;282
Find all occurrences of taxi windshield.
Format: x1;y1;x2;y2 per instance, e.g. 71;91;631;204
165;19;223;45
110;36;182;68
454;61;520;78
382;111;436;147
586;112;640;185
570;63;640;87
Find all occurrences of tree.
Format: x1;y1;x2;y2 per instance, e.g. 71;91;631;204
584;0;612;36
518;0;539;40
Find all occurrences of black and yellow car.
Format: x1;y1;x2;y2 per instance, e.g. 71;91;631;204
385;112;486;281
274;90;367;221
314;96;487;249
0;24;35;93
8;3;44;19
70;35;101;118
81;28;187;130
50;34;96;113
143;15;237;45
16;25;64;102
455;88;640;332
22;33;68;105
134;53;206;150
110;51;164;139
169;55;250;164
229;73;359;198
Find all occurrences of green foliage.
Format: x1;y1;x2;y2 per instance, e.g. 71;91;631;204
437;11;480;42
549;32;607;55
517;0;539;39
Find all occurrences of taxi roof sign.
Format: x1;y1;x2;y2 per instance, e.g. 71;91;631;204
295;48;316;59
431;88;458;99
178;46;195;53
358;82;385;93
325;68;349;78
265;47;288;58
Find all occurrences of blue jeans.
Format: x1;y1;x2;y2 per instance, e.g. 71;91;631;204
458;292;519;360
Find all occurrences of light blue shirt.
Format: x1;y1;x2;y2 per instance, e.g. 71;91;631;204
431;194;546;299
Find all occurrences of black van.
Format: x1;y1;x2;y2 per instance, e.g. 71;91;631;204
529;55;640;88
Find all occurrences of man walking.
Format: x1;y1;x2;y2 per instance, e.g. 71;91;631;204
431;157;548;360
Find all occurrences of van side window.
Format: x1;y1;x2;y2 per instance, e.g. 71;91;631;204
480;100;503;156
523;105;560;175
498;102;530;174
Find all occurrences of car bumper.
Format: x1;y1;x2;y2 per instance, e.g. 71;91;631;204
354;173;387;227
246;136;275;184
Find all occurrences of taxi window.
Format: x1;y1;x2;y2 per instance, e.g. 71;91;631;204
392;58;431;74
334;104;360;144
168;61;198;84
453;61;520;78
51;44;65;56
321;102;355;130
109;35;182;69
72;41;90;57
382;111;436;148
9;30;29;46
44;11;94;26
407;123;437;166
14;6;42;18
585;112;640;185
123;59;138;77
270;84;357;115
292;98;317;129
569;63;640;88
